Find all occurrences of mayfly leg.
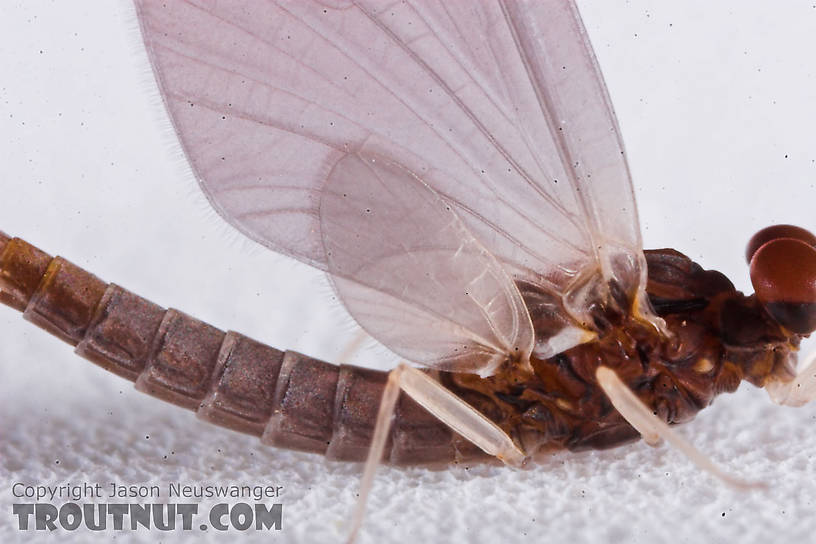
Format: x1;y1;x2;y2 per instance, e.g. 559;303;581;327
346;365;404;544
595;366;763;490
766;348;816;407
346;363;526;543
335;328;369;366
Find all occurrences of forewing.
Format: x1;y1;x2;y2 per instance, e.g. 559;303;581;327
320;153;533;376
135;0;649;363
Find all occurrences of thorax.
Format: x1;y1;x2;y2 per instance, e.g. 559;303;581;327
443;248;799;455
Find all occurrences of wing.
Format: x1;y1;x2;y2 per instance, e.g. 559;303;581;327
320;153;533;376
135;0;650;368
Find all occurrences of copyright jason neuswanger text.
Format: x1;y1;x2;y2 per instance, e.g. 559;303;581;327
10;481;284;532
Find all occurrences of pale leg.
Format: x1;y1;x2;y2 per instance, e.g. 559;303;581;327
595;366;763;490
346;363;526;543
336;328;369;365
766;349;816;407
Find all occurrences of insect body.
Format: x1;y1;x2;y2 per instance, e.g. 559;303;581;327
0;231;479;464
1;233;811;463
3;0;816;540
453;247;804;456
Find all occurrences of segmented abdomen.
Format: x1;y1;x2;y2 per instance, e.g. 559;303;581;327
0;232;480;464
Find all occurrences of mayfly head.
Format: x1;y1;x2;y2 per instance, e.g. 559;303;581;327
746;224;816;335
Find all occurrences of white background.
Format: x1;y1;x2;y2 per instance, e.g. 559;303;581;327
1;1;815;543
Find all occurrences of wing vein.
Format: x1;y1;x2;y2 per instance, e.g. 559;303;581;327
496;0;602;267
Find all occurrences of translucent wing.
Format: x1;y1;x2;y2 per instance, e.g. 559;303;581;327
135;0;650;369
321;153;533;376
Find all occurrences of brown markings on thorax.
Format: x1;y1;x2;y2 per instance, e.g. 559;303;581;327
443;248;800;455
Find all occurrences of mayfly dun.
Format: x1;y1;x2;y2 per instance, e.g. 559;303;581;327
2;1;815;541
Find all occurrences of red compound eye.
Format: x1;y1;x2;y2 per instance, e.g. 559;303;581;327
749;236;816;334
745;224;816;264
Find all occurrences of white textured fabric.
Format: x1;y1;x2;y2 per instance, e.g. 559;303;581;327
2;2;816;543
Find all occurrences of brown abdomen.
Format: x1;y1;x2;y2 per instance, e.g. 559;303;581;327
0;233;480;464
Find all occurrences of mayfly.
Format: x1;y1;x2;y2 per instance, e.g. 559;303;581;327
2;0;815;540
